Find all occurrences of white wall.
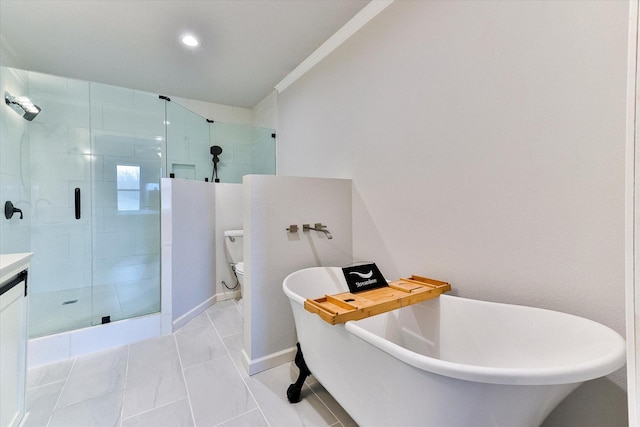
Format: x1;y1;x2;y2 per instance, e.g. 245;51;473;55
161;178;243;330
251;90;277;130
214;183;243;296
277;1;628;425
166;179;217;326
243;175;352;374
0;34;24;69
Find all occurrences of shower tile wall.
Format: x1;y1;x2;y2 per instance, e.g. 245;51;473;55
0;66;31;253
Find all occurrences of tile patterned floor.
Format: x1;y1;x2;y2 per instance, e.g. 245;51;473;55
25;299;357;427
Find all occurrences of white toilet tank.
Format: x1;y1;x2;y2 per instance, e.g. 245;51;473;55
223;229;244;265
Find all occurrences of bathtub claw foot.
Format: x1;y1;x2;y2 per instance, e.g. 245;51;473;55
287;342;311;403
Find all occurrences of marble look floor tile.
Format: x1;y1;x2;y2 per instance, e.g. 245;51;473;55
308;382;358;427
57;346;128;408
122;352;187;418
48;389;123;427
245;362;338;427
218;408;269;427
221;332;243;353
26;298;357;427
27;358;74;388
175;323;228;368
123;335;187;418
24;381;65;427
128;334;177;365
121;398;194;427
207;299;238;312
184;356;257;426
206;305;243;337
177;311;212;332
222;333;249;378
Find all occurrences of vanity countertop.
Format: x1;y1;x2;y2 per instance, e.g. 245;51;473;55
0;253;33;282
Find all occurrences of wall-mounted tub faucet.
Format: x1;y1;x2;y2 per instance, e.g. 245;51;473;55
303;223;333;239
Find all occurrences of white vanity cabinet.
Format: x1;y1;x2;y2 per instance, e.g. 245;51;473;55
0;253;32;427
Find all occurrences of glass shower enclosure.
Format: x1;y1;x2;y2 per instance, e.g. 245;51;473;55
27;73;165;337
0;66;276;338
166;101;276;183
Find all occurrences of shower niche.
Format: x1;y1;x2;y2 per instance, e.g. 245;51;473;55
0;66;275;338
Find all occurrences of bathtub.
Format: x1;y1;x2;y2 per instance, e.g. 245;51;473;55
282;267;626;427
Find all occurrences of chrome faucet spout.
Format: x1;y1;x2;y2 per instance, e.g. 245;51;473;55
320;229;333;239
303;223;333;239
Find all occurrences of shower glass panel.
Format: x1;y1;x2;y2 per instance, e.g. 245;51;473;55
210;122;275;184
27;72;94;337
165;101;210;181
89;83;164;326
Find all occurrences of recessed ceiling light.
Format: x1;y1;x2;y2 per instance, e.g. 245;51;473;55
181;35;199;47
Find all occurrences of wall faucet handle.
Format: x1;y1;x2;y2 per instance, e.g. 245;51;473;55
4;201;23;220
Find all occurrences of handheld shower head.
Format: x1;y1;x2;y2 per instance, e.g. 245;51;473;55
210;145;223;182
210;145;223;161
5;91;41;121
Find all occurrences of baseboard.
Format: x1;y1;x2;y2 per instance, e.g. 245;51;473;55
245;345;297;376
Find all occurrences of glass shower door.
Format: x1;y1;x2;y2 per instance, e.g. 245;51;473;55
27;72;94;337
27;76;165;337
89;83;164;325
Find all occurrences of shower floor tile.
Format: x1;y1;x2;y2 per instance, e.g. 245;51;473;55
29;281;159;338
29;287;94;337
25;298;358;427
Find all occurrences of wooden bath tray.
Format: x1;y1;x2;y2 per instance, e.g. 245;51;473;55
304;275;451;325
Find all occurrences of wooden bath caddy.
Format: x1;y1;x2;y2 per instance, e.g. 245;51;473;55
304;275;451;325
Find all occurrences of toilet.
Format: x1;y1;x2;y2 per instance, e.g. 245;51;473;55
223;230;244;305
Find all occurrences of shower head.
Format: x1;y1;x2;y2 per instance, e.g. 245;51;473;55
210;145;223;182
210;145;222;163
5;91;41;121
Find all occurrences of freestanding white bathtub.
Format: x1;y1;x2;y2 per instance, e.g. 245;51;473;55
283;267;626;427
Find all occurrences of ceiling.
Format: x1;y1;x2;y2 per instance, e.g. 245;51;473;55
0;0;369;108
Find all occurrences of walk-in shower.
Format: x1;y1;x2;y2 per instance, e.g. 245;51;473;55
0;66;275;338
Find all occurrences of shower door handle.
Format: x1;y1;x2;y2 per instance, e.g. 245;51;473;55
75;188;81;219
